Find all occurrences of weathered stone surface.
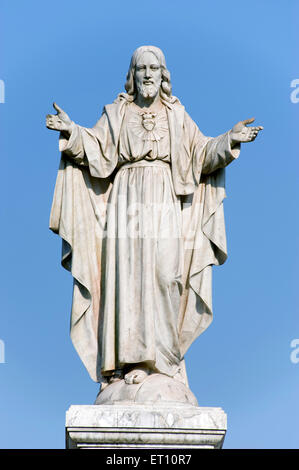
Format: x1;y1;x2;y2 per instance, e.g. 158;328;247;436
66;404;227;449
48;45;262;389
95;373;198;406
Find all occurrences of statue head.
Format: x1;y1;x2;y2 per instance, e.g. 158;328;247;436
125;46;172;102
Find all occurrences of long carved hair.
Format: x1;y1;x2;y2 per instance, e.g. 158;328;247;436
125;46;173;102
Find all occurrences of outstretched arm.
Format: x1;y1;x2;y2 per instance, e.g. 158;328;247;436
202;117;263;174
46;102;87;165
46;102;118;177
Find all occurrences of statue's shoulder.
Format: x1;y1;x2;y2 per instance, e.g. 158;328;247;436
166;100;200;136
114;93;133;104
102;93;131;115
99;94;130;131
163;95;183;110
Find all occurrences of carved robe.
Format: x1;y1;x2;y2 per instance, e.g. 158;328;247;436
49;94;240;383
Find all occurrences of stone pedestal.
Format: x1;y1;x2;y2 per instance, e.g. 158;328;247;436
65;404;227;449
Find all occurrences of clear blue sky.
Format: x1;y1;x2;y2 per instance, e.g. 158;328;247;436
0;0;298;449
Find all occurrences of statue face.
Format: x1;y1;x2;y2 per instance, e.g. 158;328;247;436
134;51;162;100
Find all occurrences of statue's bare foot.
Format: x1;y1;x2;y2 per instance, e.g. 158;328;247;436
124;365;150;385
101;370;123;391
109;369;123;384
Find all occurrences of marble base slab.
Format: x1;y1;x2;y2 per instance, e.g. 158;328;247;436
66;404;227;449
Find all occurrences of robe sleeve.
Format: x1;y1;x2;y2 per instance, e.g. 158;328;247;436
202;131;240;174
49;107;121;383
58;111;118;178
49;155;112;383
178;113;241;357
183;112;240;178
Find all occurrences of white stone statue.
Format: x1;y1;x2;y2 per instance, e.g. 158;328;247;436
47;46;262;404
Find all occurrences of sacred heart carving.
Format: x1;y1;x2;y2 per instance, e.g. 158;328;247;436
141;112;157;131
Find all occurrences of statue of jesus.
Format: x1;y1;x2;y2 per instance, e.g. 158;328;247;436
47;46;262;400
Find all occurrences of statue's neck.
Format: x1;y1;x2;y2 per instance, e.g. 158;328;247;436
134;92;161;111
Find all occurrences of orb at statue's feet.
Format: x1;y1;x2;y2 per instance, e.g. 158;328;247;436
94;373;198;406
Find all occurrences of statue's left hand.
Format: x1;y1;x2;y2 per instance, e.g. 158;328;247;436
230;118;263;146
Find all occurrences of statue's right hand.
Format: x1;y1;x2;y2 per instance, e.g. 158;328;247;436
46;102;73;133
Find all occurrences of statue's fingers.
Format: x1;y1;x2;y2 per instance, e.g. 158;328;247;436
242;117;255;126
53;102;64;114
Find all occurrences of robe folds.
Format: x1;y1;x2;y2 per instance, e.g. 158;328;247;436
49;93;240;383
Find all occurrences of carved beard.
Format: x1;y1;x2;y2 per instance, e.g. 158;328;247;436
136;82;159;99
